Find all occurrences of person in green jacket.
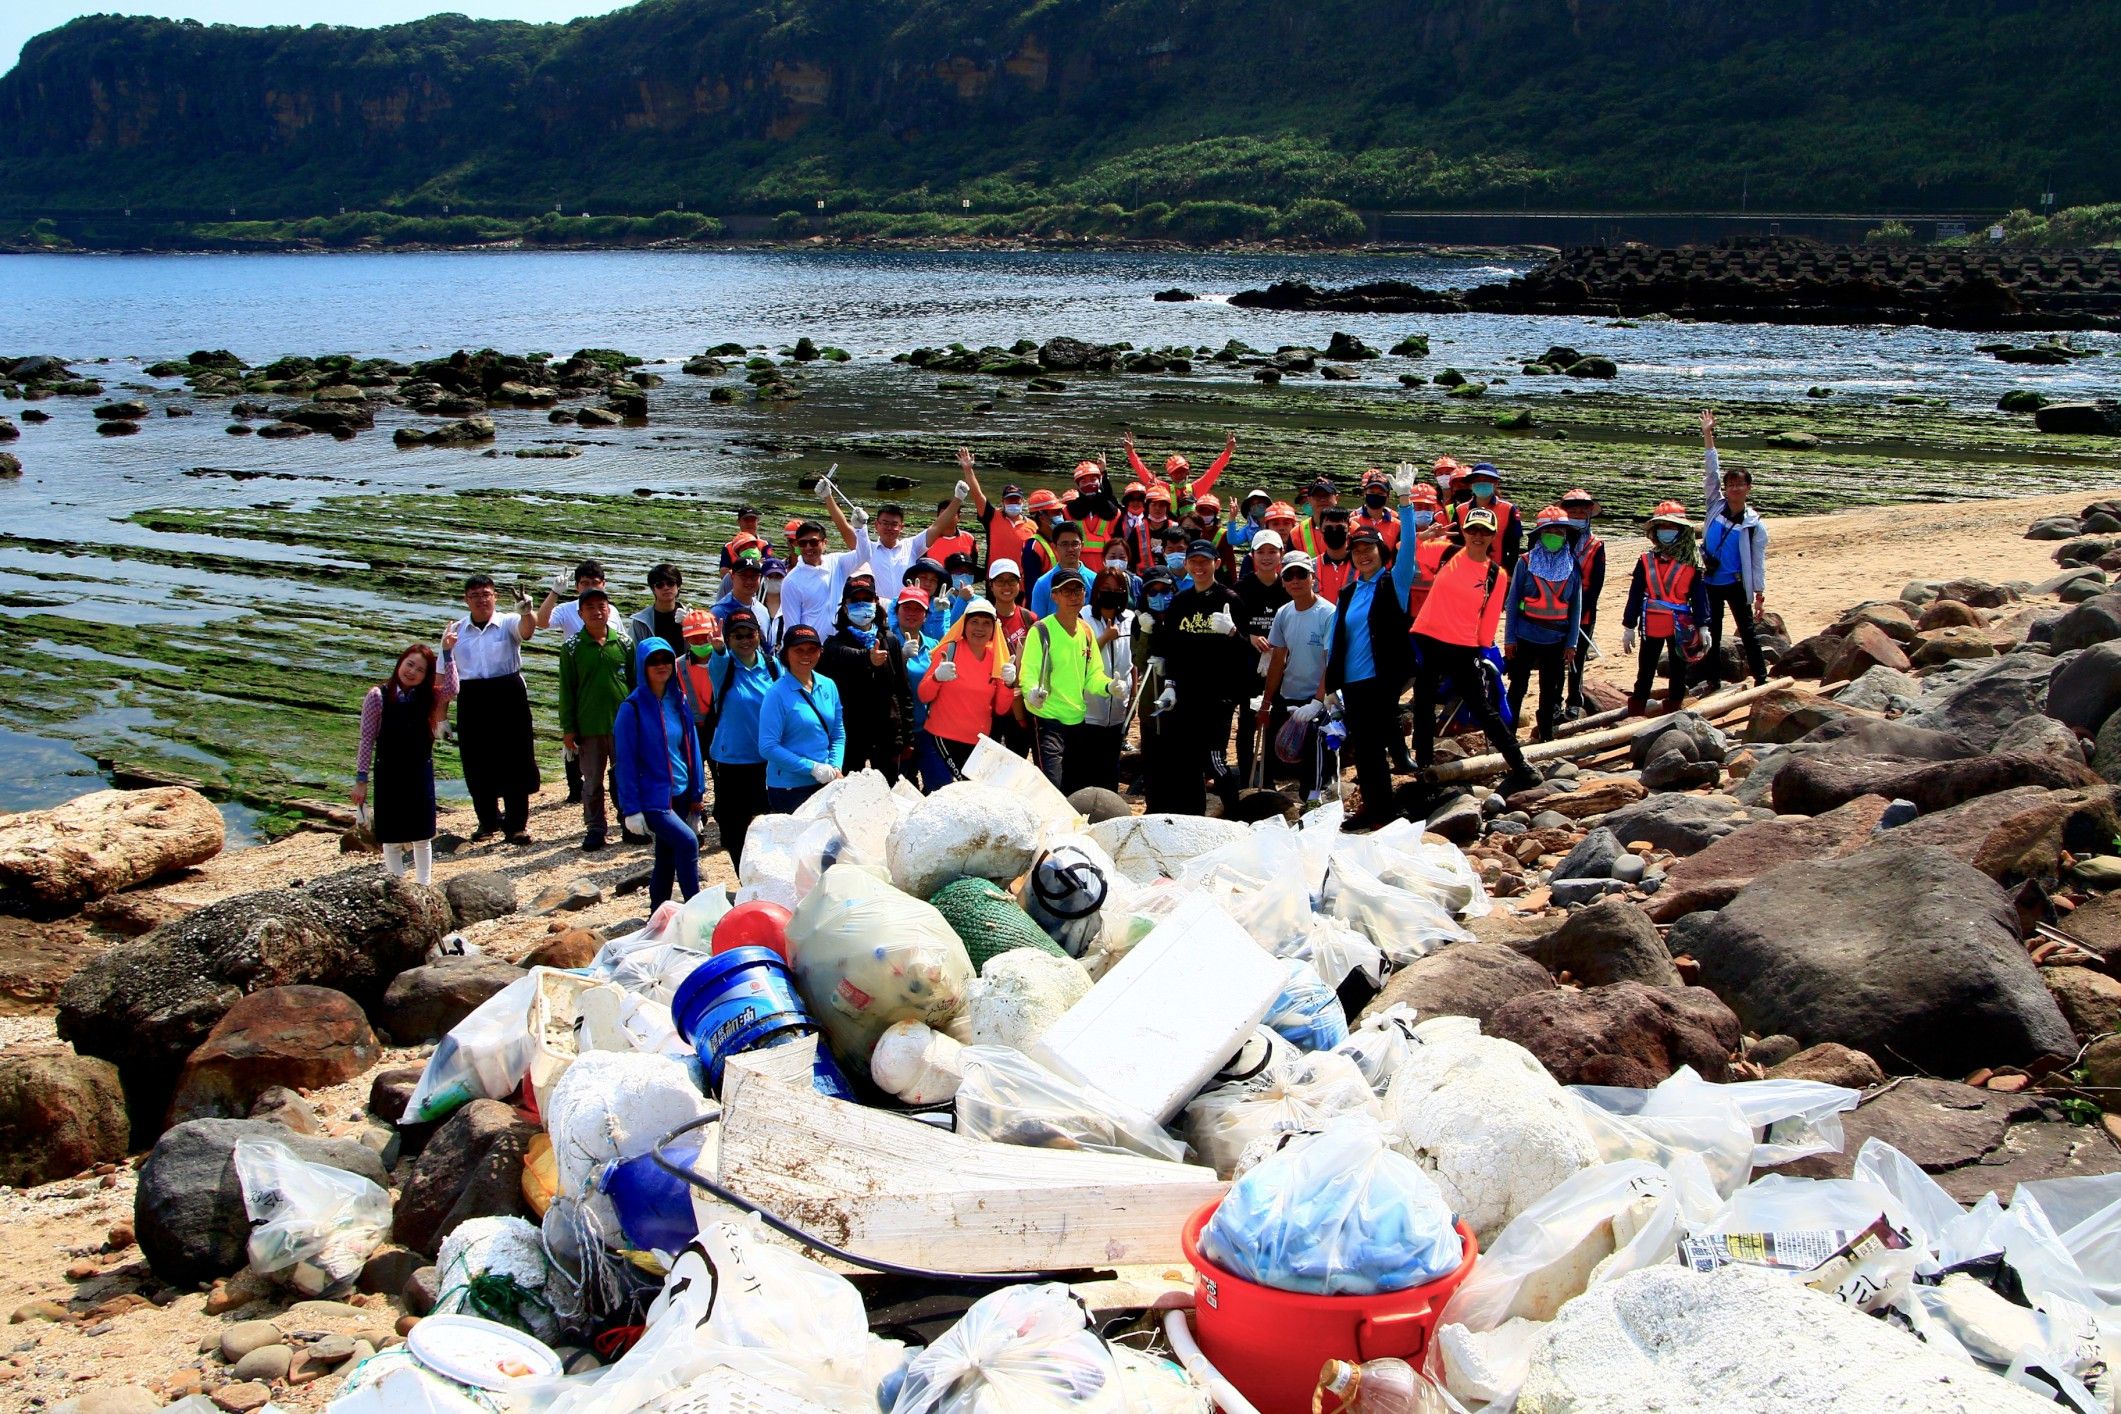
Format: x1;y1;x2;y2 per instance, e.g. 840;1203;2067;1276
557;586;633;850
1018;573;1126;793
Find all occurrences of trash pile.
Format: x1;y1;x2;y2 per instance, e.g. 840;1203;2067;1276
184;734;2117;1412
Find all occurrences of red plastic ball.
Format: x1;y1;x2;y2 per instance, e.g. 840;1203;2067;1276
710;900;795;961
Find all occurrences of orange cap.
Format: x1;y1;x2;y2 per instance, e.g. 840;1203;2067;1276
1432;455;1462;475
1072;460;1101;481
1535;504;1570;526
1164;453;1190;476
680;609;716;642
1123;480;1147;499
1195;493;1221;513
1147;482;1172;505
1409;485;1440;508
1025;488;1062;513
1264;500;1300;524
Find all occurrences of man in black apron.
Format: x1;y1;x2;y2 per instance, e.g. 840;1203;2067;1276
448;574;541;844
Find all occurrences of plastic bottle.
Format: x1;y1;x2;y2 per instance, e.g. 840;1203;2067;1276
1313;1358;1448;1414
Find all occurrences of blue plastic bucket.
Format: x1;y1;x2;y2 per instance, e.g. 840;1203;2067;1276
600;1139;702;1254
670;946;855;1100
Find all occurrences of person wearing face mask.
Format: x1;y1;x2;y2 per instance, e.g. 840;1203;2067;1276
818;575;916;783
1261;554;1336;802
613;637;704;908
896;585;942;748
1622;500;1711;716
940;551;980;626
1122;429;1236;515
1557;490;1606;714
1192;494;1229;576
1074;566;1139;791
1353;469;1402;550
1313;508;1357;604
918;598;1017;789
1148;540;1250;814
1130;564;1176;770
1449;464;1524;571
1232;529;1290;790
757;624;844;811
757;556;789;655
1294;478;1339;559
1504;506;1586;744
1061;456;1126;571
1224;488;1271;557
354;642;457;886
1113;480;1154;571
703;607;779;870
1409;509;1538;797
1325;526;1418;831
1699;409;1769;691
1394;478;1453;622
1431;456;1464;501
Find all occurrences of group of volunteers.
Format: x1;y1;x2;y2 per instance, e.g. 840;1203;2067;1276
353;411;1768;900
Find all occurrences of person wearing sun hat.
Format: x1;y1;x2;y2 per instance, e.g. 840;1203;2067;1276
703;606;779;869
1020;571;1124;792
1408;506;1538;799
1447;462;1524;570
1557;487;1606;713
757;623;844;811
818;573;915;783
1622;498;1711;716
1503;506;1586;743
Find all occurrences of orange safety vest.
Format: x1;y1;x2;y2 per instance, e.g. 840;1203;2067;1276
1640;553;1698;638
1403;539;1449;621
1291;521;1324;558
1077;513;1120;570
1519;568;1573;623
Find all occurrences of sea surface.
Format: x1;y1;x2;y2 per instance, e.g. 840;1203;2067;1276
1;247;2115;816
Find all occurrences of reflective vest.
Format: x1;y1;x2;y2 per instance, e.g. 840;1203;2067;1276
1519;569;1573;624
1291;521;1324;558
1403;539;1449;621
1640;553;1698;638
1577;534;1603;586
1077;514;1120;570
1117;516;1163;572
1450;496;1518;541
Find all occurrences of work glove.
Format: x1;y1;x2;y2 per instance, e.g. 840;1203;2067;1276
852;507;869;533
1147;656;1165;675
934;659;959;683
953;479;970;502
1392;463;1416;499
1621;626;1639;655
999;661;1019;685
1027;685;1050;708
354;803;373;830
1155;685;1178;713
1694;627;1712;653
550;569;572;596
1208;609;1238;636
1249;694;1264;711
1106;679;1129;698
624;813;647;835
815;475;837;503
810;763;840;785
1294;701;1323;723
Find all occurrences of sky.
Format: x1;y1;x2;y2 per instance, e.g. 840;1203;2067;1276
2;2;640;75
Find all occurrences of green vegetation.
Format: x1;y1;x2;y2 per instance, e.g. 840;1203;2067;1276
1;2;2115;230
1947;203;2121;249
1863;220;1915;246
3;209;727;251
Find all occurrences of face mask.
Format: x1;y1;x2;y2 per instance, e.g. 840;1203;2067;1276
1413;511;1435;530
1095;591;1126;611
1003;501;1024;518
1540;532;1567;552
1436;475;1452;492
689;642;713;659
846;602;877;628
1472;483;1496;502
951;573;973;589
1364;492;1387;509
1164;551;1186;570
764;577;784;592
1147;592;1173;613
1322;526;1348;550
1654;527;1679;547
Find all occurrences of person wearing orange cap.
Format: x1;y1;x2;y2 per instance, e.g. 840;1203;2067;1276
1064;455;1126;571
1393;475;1453;623
1559;487;1606;714
1621;500;1710;716
1114;478;1159;572
716;506;765;598
556;585;633;850
1503;506;1586;743
1122;428;1236;517
1353;469;1402;551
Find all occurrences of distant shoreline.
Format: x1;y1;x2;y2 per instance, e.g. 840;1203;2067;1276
0;235;1550;260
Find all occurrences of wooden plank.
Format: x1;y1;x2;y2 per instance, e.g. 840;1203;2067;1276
716;1045;1225;1274
1426;680;1783;784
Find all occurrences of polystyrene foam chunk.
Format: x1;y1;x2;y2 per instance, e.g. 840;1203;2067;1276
1030;894;1287;1124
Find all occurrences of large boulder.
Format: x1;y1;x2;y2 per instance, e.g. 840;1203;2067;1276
1668;844;2073;1074
135;1118;387;1286
166;986;379;1125
0;786;223;916
378;956;525;1043
1600;793;1770;856
441;870;516;928
2051;592;2121;653
1488;981;1740;1086
1831;664;1922;713
1991;713;2087;767
1906;653;2062;749
1822;622;1910;684
392;1099;537;1257
1503;776;1645;819
1890;785;2121;882
2048;641;2121;733
302;867;450;988
1909;624;2000;668
1646;795;1893;922
1769;749;2098;817
1797;716;1975;761
1743;685;1850;743
1629;713;1725;791
2043;966;2121;1040
0;1051;129;1186
1356;942;1552;1028
1528;898;1682;989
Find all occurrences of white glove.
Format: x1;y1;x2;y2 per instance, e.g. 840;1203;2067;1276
999;661;1018;685
934;658;959;682
1248;694;1264;711
1621;626;1638;655
1209;609;1237;636
1027;685;1049;708
1292;700;1321;723
1147;656;1165;675
624;813;647;835
1155;685;1178;713
1694;628;1712;652
1108;679;1130;698
815;475;837;503
852;507;869;533
953;479;970;502
810;762;840;785
550;569;572;596
1391;464;1416;498
354;803;373;829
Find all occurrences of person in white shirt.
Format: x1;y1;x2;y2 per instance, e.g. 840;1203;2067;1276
446;573;540;844
819;476;968;604
780;518;861;635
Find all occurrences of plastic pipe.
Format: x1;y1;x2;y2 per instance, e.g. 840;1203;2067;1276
1163;1307;1264;1414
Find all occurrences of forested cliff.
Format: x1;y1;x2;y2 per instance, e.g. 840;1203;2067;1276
1;0;2112;220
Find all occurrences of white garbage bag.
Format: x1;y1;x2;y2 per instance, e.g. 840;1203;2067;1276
1322;857;1474;964
886;781;1045;899
965;947;1093;1051
1085;812;1249;886
1183;1046;1380;1179
231;1138;391;1298
543;1050;709;1201
433;1214;562;1344
886;1282;1128;1414
787;863;974;1070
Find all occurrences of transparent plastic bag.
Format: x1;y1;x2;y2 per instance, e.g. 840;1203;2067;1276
231;1137;392;1297
888;1282;1126;1414
954;1044;1188;1163
1274;915;1384;993
787;864;974;1071
1334;1003;1421;1094
1183;1046;1380;1179
1263;957;1349;1052
1199;1116;1463;1296
1333;823;1491;918
674;886;734;951
1321;858;1473;964
1568;1068;1861;1196
403;972;540;1123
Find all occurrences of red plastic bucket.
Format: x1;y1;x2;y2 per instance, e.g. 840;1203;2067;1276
1180;1199;1478;1414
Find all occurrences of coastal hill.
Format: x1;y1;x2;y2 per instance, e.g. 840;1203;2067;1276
0;0;2116;226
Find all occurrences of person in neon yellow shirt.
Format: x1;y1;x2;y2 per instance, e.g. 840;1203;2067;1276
1017;574;1127;791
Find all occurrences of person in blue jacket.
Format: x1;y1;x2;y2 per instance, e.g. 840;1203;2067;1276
704;607;779;871
1502;505;1586;743
757;623;846;812
613;636;705;909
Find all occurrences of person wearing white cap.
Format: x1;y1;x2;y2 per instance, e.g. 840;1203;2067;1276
916;596;1017;788
1260;552;1337;800
1232;528;1291;790
985;556;1038;755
